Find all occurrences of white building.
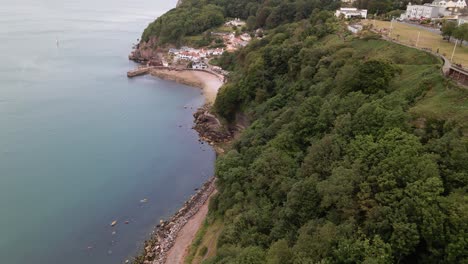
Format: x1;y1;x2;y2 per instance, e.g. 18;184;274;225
192;62;208;70
335;8;368;19
347;24;363;33
403;3;443;19
225;18;245;27
176;51;201;62
432;0;467;9
206;48;224;56
456;0;467;8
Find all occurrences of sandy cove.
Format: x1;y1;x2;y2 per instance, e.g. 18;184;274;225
149;68;224;104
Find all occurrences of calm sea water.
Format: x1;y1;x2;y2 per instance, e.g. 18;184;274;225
0;1;215;263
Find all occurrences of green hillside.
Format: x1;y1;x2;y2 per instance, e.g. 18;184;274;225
139;1;468;263
204;25;468;262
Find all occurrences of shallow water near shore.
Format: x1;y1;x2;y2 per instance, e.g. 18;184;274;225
0;1;215;263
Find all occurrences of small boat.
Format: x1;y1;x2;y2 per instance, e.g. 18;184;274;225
111;220;117;227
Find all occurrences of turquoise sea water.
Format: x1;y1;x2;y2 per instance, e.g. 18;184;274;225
0;1;215;263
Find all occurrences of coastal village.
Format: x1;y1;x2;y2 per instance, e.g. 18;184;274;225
129;0;468;83
128;19;259;79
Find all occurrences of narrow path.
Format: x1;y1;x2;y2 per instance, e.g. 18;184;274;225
165;190;217;264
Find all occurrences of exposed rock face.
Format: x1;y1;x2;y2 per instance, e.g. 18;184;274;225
193;105;233;146
129;38;163;63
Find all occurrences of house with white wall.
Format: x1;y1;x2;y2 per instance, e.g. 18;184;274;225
192;62;208;70
402;3;443;19
335;8;368;19
433;0;467;9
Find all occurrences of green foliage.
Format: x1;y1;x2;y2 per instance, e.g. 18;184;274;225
352;60;401;94
214;84;240;122
141;4;224;45
453;23;468;45
140;0;340;46
266;239;293;264
441;21;457;42
210;51;238;71
206;13;467;264
199;246;208;257
355;0;421;15
146;1;467;263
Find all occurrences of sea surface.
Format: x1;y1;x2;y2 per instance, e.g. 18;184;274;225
0;1;216;263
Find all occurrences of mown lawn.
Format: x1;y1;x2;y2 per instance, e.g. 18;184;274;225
364;20;468;67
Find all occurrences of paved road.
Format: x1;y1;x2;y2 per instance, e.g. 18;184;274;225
398;21;442;35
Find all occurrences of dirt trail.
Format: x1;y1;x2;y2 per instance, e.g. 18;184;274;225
165;190;217;264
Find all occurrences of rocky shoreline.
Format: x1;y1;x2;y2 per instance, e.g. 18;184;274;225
193;105;233;146
131;103;233;264
130;43;232;263
134;177;216;264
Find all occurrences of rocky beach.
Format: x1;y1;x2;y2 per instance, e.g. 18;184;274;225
128;50;233;264
134;178;216;264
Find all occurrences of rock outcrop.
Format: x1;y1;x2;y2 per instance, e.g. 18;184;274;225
193;105;233;146
129;38;164;63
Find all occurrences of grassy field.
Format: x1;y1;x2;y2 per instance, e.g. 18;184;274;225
364;20;468;67
410;78;468;136
343;37;468;135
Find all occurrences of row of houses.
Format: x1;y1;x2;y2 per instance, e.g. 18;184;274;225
223;32;252;51
168;31;254;62
402;0;467;20
169;47;224;62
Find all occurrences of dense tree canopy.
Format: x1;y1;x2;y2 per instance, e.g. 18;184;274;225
141;4;224;44
141;0;339;46
139;0;468;263
207;8;467;264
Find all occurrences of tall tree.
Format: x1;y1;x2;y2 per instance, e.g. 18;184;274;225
441;21;457;42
